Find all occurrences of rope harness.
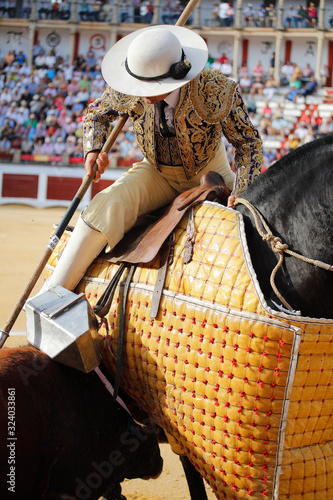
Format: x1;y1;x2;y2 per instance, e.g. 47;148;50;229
234;198;333;311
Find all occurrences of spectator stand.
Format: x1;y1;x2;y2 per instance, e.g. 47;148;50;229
320;87;333;104
0;0;332;29
0;41;145;210
76;0;157;25
0;42;333;206
253;93;333;158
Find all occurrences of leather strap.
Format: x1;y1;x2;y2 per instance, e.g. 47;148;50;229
150;235;175;319
104;171;231;265
94;262;137;401
113;264;137;401
94;367;147;428
94;263;127;318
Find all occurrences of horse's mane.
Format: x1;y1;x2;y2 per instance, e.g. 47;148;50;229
244;134;333;203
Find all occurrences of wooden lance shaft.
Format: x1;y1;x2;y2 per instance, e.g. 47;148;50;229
0;0;201;348
0;116;127;347
175;0;199;26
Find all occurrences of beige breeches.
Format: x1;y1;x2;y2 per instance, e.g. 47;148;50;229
83;144;235;252
42;144;234;291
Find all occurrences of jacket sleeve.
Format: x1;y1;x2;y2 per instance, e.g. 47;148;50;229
222;86;263;196
83;86;120;155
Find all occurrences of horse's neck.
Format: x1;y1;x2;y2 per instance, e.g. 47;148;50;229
239;139;333;318
244;141;332;246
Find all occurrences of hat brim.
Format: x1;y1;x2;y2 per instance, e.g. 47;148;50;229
102;25;208;97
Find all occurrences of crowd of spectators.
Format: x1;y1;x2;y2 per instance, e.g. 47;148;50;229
0;44;144;164
1;0;332;30
206;53;332;169
240;2;319;28
0;0;183;25
0;45;97;160
207;52;325;103
209;1;321;29
0;44;332;172
77;0;156;24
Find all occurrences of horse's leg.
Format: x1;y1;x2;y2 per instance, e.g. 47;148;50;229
103;457;208;500
102;483;126;500
179;455;208;500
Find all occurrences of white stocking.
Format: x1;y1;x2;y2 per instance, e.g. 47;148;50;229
41;217;107;293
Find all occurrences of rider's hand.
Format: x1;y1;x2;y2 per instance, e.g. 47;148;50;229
227;194;238;209
85;151;110;183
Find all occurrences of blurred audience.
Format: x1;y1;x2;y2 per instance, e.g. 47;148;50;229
0;46;331;173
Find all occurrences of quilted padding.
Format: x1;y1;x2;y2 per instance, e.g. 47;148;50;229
45;203;333;499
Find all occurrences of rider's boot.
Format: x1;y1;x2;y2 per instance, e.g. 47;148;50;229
40;216;107;293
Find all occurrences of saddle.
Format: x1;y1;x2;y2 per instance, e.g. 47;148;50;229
103;170;231;265
95;170;231;318
94;171;230;399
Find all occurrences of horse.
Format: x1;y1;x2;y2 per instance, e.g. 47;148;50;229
8;135;333;499
69;134;330;499
235;133;333;319
0;346;163;500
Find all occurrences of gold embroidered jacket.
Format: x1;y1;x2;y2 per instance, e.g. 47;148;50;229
83;68;263;195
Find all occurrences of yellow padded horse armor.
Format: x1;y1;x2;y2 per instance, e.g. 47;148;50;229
46;203;333;499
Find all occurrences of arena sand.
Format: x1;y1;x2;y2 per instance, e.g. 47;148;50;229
0;204;216;500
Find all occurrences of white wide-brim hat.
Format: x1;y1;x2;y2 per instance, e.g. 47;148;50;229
102;25;208;97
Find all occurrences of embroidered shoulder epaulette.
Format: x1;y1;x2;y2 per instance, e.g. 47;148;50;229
108;88;141;114
189;68;237;124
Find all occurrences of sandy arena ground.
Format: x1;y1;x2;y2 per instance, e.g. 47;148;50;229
0;204;216;500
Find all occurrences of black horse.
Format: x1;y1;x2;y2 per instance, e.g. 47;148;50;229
236;134;333;319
